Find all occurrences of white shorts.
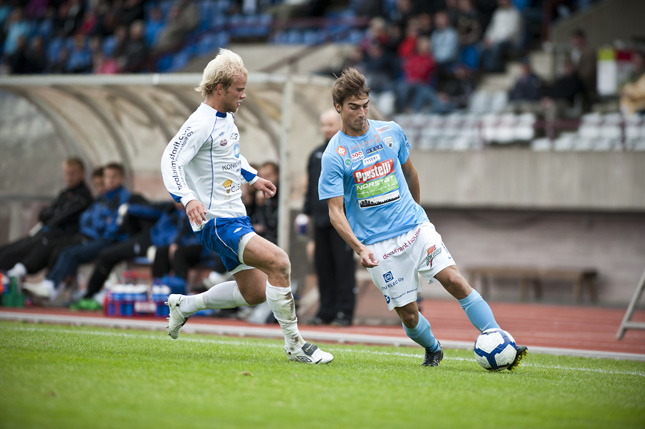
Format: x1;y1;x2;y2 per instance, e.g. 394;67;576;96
366;222;456;310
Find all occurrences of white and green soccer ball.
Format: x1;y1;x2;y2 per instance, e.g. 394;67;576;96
474;328;518;370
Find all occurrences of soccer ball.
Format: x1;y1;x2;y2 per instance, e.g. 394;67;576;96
473;328;518;370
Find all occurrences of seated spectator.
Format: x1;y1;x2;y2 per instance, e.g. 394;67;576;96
361;42;400;94
5;35;30;74
395;36;437;113
481;0;522;72
541;59;585;118
432;11;459;72
117;20;147;73
22;163;131;300
569;29;597;103
1;157;93;276
456;0;482;69
144;6;165;47
507;58;543;112
359;16;390;53
153;1;198;54
26;35;47;73
432;64;477;112
93;51;119;74
620;51;645;116
66;35;92;73
71;201;215;309
3;8;31;57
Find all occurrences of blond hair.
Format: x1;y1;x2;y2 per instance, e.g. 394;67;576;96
195;48;248;98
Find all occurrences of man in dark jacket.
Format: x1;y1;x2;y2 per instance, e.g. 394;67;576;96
0;157;93;273
299;109;356;326
22;163;131;300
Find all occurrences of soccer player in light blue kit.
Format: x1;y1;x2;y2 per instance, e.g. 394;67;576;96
319;68;527;368
160;49;332;364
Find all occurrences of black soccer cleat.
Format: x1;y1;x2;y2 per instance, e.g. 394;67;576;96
422;341;443;367
507;345;528;372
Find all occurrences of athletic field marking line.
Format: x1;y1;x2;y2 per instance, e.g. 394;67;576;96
5;325;644;378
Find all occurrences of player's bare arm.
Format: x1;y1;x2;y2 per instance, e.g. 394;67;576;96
401;158;421;205
252;176;276;199
327;196;378;268
185;199;207;227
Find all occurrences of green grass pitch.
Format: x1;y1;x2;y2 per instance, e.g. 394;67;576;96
1;321;643;429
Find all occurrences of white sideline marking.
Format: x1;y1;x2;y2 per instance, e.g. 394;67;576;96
4;324;645;378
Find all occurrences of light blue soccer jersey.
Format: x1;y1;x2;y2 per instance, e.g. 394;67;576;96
319;120;429;244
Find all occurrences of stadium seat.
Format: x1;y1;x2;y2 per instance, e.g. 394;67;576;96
553;133;576;151
531;137;552;151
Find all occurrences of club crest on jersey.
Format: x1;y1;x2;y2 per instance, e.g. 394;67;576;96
383;136;394;148
337;146;347;156
425;245;442;267
223;179;233;194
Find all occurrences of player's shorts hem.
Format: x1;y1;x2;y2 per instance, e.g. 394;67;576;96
422;260;457;283
385;293;418;311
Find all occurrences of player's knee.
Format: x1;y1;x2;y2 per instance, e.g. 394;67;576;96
268;249;291;281
245;288;266;306
398;309;419;328
441;270;471;299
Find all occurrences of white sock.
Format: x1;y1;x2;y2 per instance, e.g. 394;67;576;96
8;262;27;278
179;281;248;316
43;279;55;294
265;282;305;350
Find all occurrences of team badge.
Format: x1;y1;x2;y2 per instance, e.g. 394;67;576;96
383;136;394;148
337;146;347;156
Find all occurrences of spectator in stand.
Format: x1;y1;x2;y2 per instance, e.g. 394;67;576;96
26;35;47;73
144;5;165;47
445;0;460;25
66;35;92;73
118;20;147;73
620;51;645;116
22;163;131;301
3;8;30;57
416;12;433;37
362;42;401;94
300;108;356;327
397;16;420;59
90;166;106;197
569;28;597;103
541;59;585;118
395;36;437;113
359;16;389;54
432;10;459;73
507;57;543;112
251;161;280;244
153;1;198;54
431;64;477;112
118;0;145;28
49;45;70;74
1;157;93;275
480;0;522;72
5;35;30;74
93;51;119;74
389;0;415;33
59;0;85;37
455;0;482;69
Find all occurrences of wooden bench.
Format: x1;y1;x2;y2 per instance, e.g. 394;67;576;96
465;266;598;303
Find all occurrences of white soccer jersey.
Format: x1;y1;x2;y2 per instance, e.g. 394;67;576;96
161;103;257;230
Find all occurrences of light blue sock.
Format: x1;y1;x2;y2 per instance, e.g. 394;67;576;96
459;289;500;332
403;313;440;351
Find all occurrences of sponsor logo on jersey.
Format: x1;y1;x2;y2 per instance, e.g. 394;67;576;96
355;174;397;199
362;154;380;166
383;136;394;148
383;271;394;282
376;125;391;133
345;159;351;166
350;135;380;152
337;145;347;156
425;245;442;267
384;295;391;304
168;126;194;191
222;160;241;171
230;132;239;140
351;150;364;162
353;159;394;184
222;179;241;195
220;139;228;146
234;143;240;158
382;227;421;259
366;144;383;155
